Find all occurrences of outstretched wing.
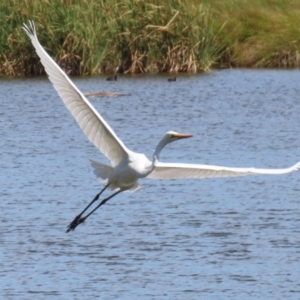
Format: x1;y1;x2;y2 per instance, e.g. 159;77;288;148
147;161;300;179
23;20;129;167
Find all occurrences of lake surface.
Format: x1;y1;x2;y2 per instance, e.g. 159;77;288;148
1;69;300;299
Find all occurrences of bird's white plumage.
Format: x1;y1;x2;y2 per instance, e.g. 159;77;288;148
23;20;300;193
22;21;128;167
148;161;300;179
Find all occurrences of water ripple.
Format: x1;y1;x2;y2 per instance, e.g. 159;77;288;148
1;70;300;299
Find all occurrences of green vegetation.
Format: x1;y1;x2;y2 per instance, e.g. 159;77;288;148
1;0;300;76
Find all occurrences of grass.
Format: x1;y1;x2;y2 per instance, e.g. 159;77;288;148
1;0;300;75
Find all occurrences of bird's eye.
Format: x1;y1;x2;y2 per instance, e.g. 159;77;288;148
170;134;175;138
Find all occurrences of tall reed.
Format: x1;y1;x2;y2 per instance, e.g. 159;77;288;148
1;0;300;75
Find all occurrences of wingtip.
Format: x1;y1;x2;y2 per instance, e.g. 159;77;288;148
294;161;300;170
22;20;36;37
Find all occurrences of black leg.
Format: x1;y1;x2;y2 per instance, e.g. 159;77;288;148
66;184;109;233
66;189;122;233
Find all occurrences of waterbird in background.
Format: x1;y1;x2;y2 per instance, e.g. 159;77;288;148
106;75;117;81
168;76;176;82
23;20;300;233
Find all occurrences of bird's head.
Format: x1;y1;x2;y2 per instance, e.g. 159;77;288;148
153;131;193;161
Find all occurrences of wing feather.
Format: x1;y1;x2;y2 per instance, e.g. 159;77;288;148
23;20;128;167
147;161;300;179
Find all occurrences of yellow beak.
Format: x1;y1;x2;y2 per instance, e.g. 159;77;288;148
175;133;193;139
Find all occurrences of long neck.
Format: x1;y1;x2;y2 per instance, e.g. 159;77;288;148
153;137;169;162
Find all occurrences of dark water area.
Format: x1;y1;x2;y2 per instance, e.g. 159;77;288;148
1;70;300;299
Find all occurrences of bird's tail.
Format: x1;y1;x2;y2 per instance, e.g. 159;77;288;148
90;159;142;192
90;160;113;184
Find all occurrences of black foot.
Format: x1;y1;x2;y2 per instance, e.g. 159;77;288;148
66;215;85;233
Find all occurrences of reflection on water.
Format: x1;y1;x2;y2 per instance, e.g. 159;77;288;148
1;70;300;299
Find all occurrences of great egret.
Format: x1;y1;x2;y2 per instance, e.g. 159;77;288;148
23;21;300;233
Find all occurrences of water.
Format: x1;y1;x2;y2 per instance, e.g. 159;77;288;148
1;69;300;299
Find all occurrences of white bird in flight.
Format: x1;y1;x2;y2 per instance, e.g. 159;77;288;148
23;21;300;233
